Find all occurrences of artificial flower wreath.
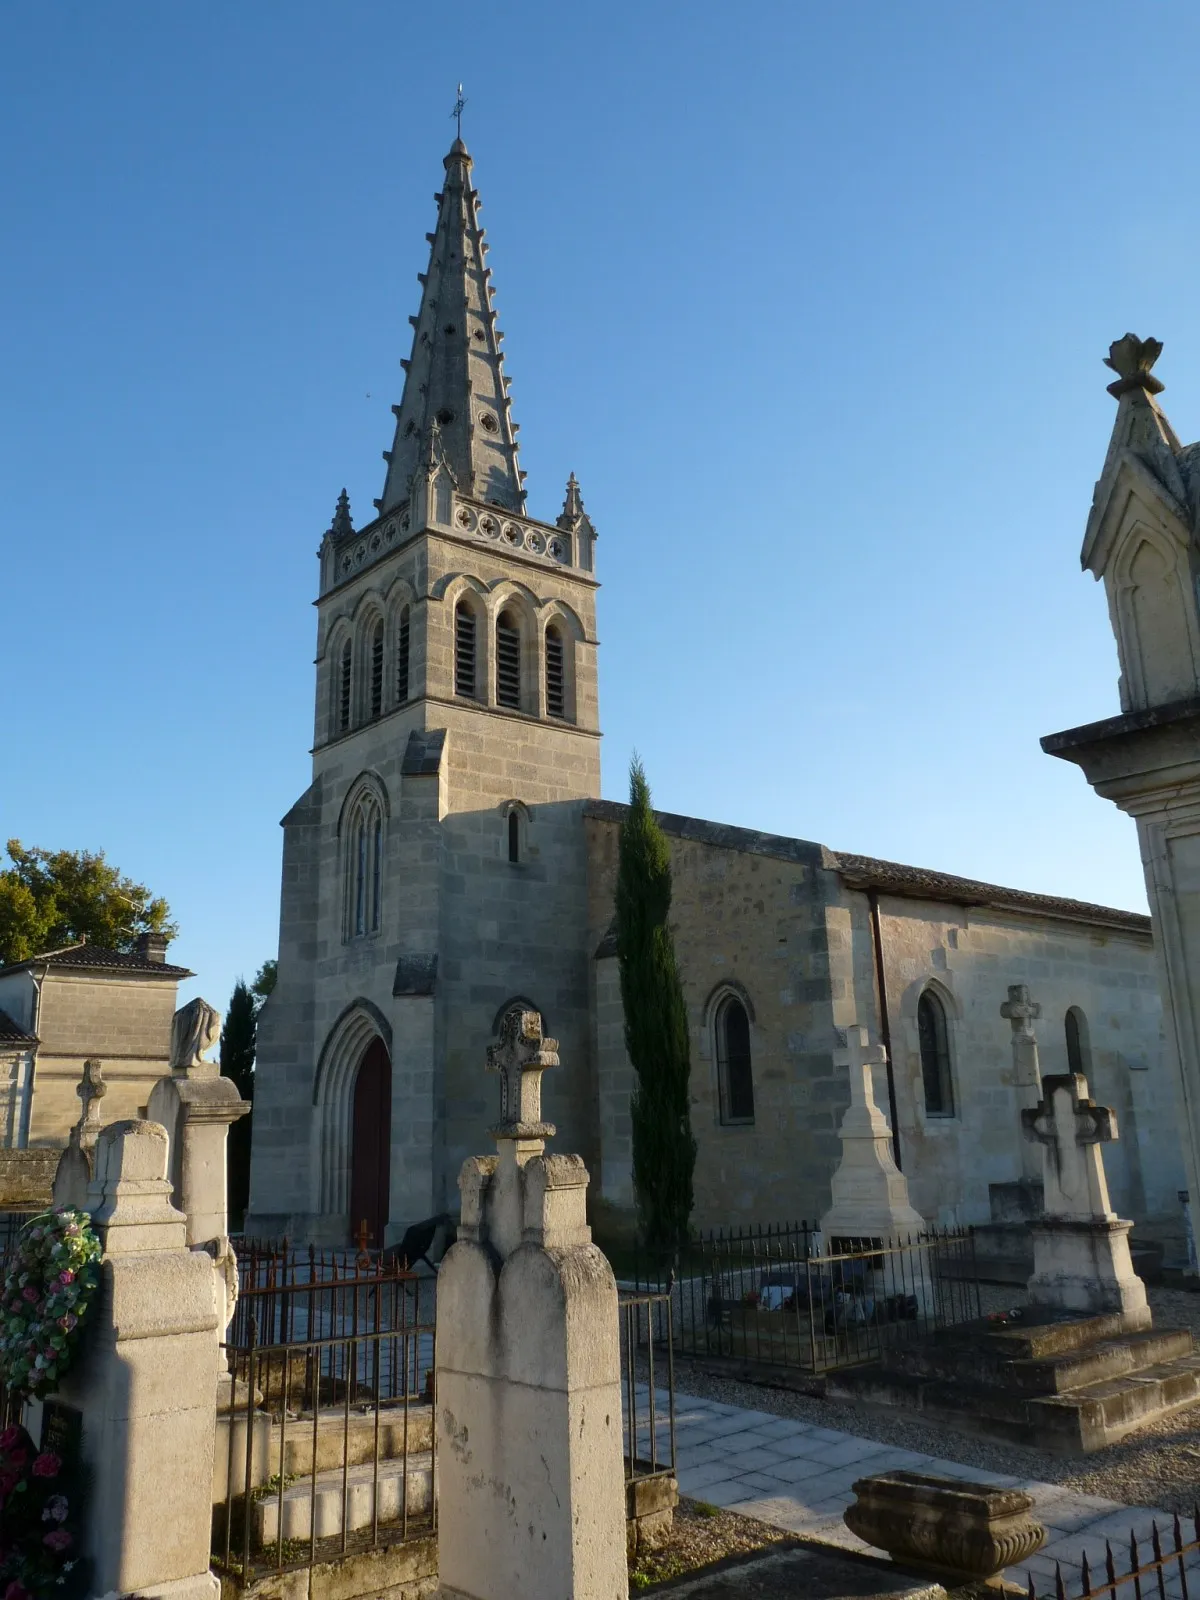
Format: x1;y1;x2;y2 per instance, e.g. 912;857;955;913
0;1423;90;1599
0;1210;102;1400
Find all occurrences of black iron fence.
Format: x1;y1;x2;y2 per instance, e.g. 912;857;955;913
619;1287;676;1488
631;1221;981;1376
215;1254;437;1587
0;1209;36;1274
1027;1510;1200;1599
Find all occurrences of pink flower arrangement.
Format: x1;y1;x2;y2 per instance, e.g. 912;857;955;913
0;1424;87;1596
0;1207;101;1400
30;1455;59;1480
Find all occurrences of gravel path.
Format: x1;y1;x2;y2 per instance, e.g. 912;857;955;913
658;1287;1200;1516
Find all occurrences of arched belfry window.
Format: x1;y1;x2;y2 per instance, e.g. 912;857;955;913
455;602;477;699
545;626;566;719
344;787;385;940
496;610;521;709
508;811;520;863
716;995;755;1125
918;989;954;1117
369;621;384;720
1065;1007;1090;1076
396;606;411;705
338;639;353;733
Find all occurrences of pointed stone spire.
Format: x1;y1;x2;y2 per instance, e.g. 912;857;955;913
557;472;585;528
378;140;524;516
330;488;354;538
555;471;597;572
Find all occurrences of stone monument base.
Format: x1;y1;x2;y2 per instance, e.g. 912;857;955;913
1027;1217;1150;1327
828;1309;1200;1453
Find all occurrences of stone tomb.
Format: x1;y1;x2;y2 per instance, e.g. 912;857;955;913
830;1073;1200;1451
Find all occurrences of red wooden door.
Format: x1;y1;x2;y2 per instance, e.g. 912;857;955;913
349;1038;391;1248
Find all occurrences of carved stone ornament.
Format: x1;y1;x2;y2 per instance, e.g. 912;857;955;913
1104;332;1165;398
170;997;222;1072
844;1471;1045;1585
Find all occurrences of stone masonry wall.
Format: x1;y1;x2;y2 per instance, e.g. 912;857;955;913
828;887;1177;1227
585;808;844;1230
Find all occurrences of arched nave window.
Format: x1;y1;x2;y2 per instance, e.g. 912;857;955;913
345;789;385;939
1065;1007;1091;1076
918;989;954;1117
716;995;755;1124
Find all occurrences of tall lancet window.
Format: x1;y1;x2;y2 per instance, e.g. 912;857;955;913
338;639;353;733
918;990;954;1116
716;995;755;1124
369;622;384;720
396;606;411;705
545;626;566;719
455;603;477;699
345;787;385;940
496;611;521;709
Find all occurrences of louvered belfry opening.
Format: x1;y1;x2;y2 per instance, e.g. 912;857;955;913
455;603;477;698
545;627;565;718
396;607;411;704
370;623;384;719
339;639;352;732
496;611;521;709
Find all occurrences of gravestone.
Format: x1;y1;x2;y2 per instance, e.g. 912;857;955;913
1001;983;1044;1183
436;1009;626;1600
1021;1072;1149;1326
52;1057;107;1209
821;1026;924;1242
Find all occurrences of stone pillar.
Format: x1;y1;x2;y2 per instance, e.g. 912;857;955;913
1021;1073;1150;1327
1000;985;1044;1183
820;1026;924;1242
148;997;249;1341
436;1010;627;1600
59;1120;221;1600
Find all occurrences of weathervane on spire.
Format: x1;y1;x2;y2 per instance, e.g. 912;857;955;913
451;82;467;141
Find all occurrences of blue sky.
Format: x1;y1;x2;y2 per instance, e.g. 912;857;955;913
3;2;1199;1014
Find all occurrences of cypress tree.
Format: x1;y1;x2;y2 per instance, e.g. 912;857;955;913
615;758;696;1260
220;979;257;1223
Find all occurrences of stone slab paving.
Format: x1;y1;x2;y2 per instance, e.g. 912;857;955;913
629;1387;1200;1596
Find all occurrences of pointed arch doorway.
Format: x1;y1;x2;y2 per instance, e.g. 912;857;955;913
349;1037;392;1249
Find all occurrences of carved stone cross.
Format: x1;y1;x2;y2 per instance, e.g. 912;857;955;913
486;1009;558;1144
1021;1073;1117;1220
840;1026;888;1119
1000;984;1042;1088
75;1058;107;1153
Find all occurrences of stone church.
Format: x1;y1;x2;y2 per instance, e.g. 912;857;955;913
245;139;1182;1249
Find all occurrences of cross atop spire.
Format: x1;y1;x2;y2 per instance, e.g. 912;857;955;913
378;140;525;517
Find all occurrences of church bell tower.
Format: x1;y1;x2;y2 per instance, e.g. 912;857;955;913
248;138;604;1247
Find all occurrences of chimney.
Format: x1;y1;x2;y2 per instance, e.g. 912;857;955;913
134;932;169;964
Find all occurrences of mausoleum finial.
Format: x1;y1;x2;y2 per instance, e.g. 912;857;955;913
1104;333;1165;399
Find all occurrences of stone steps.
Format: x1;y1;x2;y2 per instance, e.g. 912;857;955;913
254;1452;435;1543
274;1404;434;1478
885;1325;1193;1394
828;1317;1200;1453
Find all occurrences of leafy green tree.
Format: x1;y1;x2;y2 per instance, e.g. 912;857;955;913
252;959;277;1002
615;758;696;1260
0;840;176;967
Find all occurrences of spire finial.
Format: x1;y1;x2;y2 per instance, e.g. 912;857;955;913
330;488;354;539
1104;333;1165;399
451;82;467;145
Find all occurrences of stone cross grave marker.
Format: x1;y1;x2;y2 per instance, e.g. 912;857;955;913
75;1057;107;1151
1021;1073;1116;1221
820;1024;924;1243
1000;984;1042;1086
485;1007;558;1142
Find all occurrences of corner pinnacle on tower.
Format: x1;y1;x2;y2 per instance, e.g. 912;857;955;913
377;140;525;517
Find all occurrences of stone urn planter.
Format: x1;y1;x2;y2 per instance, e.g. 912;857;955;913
844;1471;1046;1588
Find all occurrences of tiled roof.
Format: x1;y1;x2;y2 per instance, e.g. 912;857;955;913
0;943;193;980
832;853;1152;934
0;1007;37;1044
583;800;1151;936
